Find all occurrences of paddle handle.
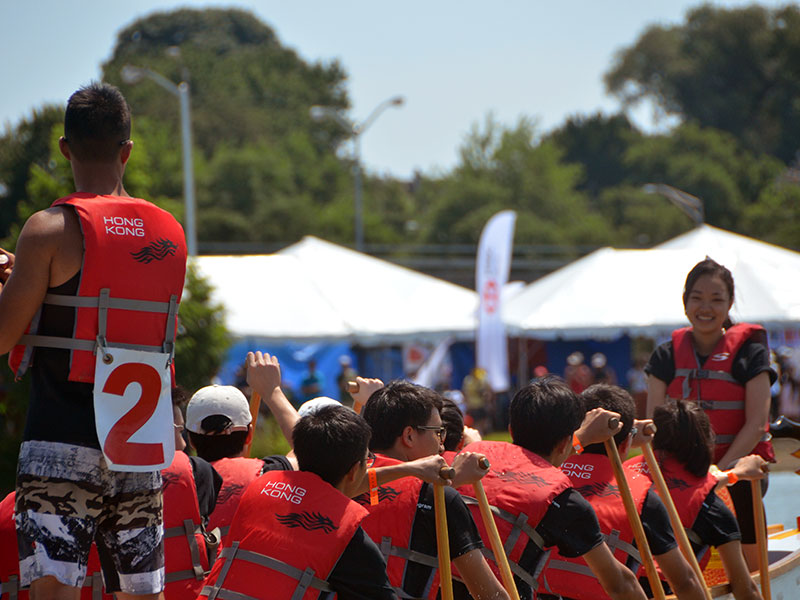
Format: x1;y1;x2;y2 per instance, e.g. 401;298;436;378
244;391;261;457
434;484;453;600
439;466;456;481
642;444;712;600
605;438;666;600
475;479;521;600
751;480;771;600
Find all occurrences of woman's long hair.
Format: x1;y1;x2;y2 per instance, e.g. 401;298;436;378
652;400;715;478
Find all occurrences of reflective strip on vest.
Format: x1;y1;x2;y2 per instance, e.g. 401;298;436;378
378;536;438;568
202;542;333;600
163;519;206;581
1;576;20;600
17;290;179;365
674;367;738;400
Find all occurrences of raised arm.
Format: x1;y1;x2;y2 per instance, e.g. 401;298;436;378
246;351;298;446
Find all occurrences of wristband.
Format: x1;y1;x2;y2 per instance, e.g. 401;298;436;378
725;470;739;486
572;433;584;455
368;468;379;505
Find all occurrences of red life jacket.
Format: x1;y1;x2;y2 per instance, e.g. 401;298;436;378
668;324;775;463
0;492;27;600
455;441;572;592
9;193;186;382
624;453;717;571
162;451;210;600
208;457;264;543
356;453;440;600
539;453;651;600
199;470;366;600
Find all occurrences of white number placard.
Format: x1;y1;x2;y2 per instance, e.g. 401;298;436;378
94;348;175;472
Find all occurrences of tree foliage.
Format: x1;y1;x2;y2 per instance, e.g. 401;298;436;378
605;4;800;162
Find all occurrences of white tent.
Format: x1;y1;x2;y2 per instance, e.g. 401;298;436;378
194;236;478;344
503;226;800;340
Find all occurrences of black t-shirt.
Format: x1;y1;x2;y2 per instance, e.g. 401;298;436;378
259;455;397;599
403;483;484;597
690;489;741;549
640;489;677;556
645;338;776;386
187;454;222;522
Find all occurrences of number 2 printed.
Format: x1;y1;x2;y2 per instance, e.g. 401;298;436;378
102;362;165;466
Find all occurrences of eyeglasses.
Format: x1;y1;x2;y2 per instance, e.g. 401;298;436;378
365;451;376;469
416;425;447;441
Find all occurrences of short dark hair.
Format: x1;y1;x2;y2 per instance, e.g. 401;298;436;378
188;416;249;463
361;380;443;452
579;383;635;454
440;397;464;452
509;375;584;456
653;400;714;478
683;258;735;329
293;405;372;487
64;82;131;162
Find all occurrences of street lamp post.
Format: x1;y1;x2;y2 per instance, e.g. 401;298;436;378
121;65;197;256
642;183;704;227
310;96;404;252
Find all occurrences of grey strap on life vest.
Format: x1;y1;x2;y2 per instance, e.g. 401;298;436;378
83;572;104;600
202;541;334;600
675;368;738;400
1;575;20;600
479;546;545;589
379;536;439;568
18;289;180;365
461;495;546;550
163;519;206;581
685;526;703;547
604;528;641;567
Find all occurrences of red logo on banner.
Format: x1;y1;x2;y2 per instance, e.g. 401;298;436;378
482;280;499;314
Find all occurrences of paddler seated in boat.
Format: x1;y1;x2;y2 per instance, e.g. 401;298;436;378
625;399;766;600
445;375;646;600
189;352;453;549
353;378;511;600
199;404;398;600
538;383;706;600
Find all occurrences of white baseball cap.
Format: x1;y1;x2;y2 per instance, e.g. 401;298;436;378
297;396;341;417
186;385;251;434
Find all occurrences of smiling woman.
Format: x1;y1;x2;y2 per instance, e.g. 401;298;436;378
644;257;776;571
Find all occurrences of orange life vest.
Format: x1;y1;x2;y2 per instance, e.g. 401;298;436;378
200;470;366;600
356;453;441;600
539;453;651;600
455;441;573;592
9;193;186;382
208;457;264;543
624;453;717;571
668;324;774;463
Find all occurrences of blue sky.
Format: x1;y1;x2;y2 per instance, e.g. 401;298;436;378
1;1;789;179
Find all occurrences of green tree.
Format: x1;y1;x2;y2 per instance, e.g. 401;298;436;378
605;4;800;162
423;115;614;246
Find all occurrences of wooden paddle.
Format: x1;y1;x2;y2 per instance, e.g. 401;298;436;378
473;457;521;600
751;480;771;600
435;466;456;600
244;391;261;457
604;418;666;600
346;381;363;414
640;424;712;600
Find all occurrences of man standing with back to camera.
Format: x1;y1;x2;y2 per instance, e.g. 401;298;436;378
0;82;187;600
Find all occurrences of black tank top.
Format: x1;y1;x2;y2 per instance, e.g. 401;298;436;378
24;271;100;448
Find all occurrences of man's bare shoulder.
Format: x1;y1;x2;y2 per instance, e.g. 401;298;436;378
20;205;79;241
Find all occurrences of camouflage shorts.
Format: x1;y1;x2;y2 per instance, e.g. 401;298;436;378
15;440;165;594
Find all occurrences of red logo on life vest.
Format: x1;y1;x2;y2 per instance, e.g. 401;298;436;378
482;280;499;314
710;353;730;361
